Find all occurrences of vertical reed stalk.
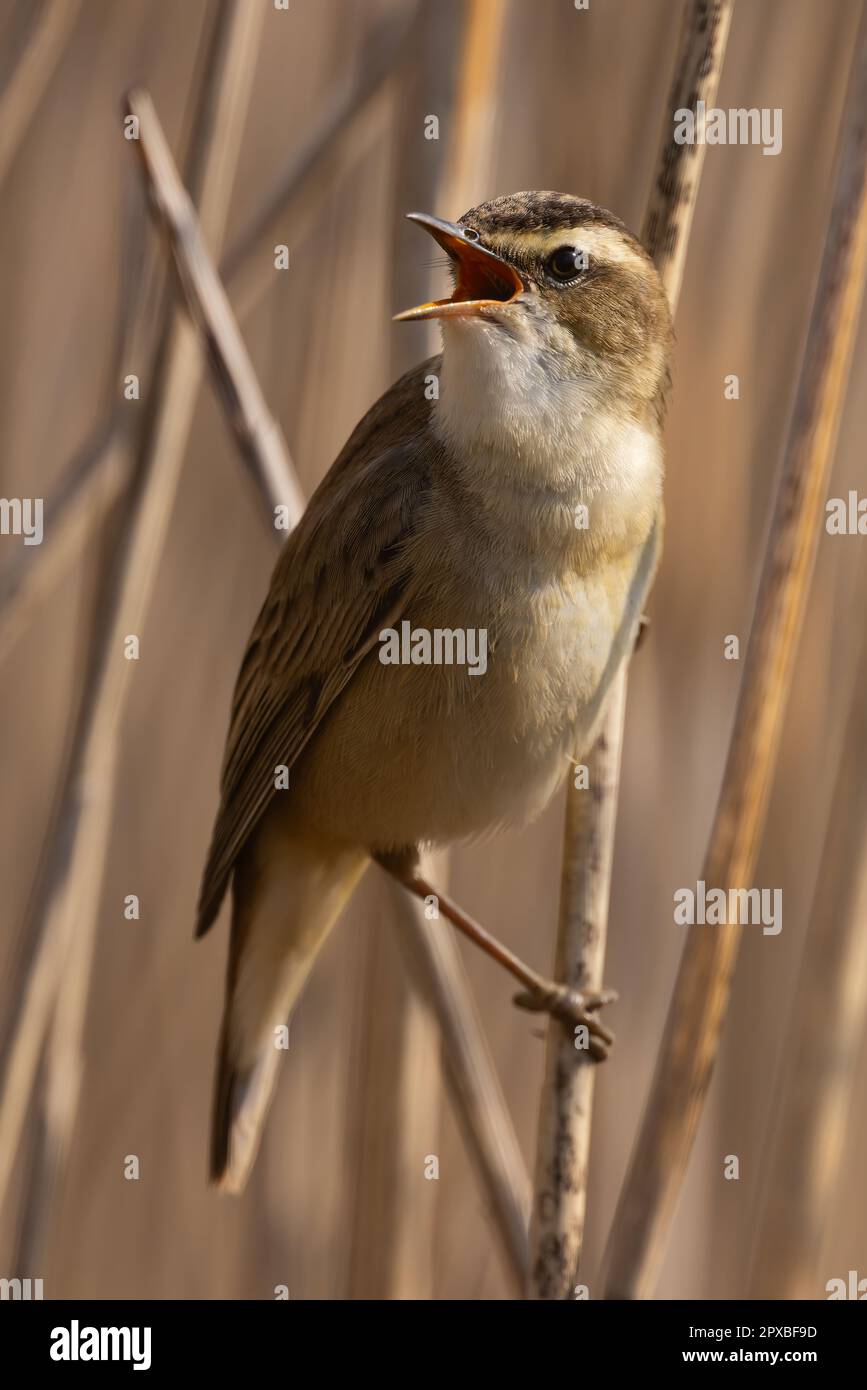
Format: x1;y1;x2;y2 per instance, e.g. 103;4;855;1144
528;0;734;1300
602;3;867;1299
748;625;867;1297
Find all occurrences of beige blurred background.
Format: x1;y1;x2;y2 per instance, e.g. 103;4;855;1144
1;0;866;1299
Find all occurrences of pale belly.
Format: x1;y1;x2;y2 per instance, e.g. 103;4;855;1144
288;551;645;851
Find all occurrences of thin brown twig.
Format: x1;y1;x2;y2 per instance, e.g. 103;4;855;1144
0;3;411;667
0;0;265;1244
527;0;734;1300
392;877;532;1284
601;2;867;1299
748;621;867;1298
0;0;231;667
129;90;304;526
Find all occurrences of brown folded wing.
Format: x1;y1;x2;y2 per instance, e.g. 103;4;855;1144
195;357;440;938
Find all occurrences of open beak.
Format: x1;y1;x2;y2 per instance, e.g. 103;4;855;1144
393;212;524;322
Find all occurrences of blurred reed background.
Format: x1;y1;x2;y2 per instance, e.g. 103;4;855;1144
1;0;866;1300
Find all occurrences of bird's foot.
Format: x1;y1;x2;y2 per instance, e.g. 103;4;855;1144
513;981;617;1060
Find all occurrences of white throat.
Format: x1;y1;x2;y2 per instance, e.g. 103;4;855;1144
431;319;663;549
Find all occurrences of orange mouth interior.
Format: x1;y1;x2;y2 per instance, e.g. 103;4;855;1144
394;223;524;322
450;242;523;308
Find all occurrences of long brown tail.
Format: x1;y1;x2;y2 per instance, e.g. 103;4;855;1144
206;821;369;1194
210;1016;281;1194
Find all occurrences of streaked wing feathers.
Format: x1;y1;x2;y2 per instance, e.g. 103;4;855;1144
195;358;439;937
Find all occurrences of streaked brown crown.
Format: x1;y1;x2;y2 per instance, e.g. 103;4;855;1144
459;191;635;243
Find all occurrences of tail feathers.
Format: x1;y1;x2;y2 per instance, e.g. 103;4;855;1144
210;1023;282;1194
205;822;370;1194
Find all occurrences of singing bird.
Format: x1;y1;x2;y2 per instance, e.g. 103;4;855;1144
196;191;673;1193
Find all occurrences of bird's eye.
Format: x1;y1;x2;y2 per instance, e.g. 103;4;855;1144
546;245;585;282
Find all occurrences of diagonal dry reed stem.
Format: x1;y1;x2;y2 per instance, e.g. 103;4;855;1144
0;0;81;189
0;3;411;667
601;2;867;1299
1;0;265;1249
527;0;734;1301
132;54;530;1292
747;622;867;1298
128;90;304;527
392;875;531;1285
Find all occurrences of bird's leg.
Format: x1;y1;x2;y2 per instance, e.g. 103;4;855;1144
376;855;616;1059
